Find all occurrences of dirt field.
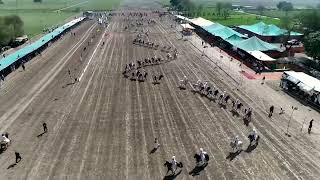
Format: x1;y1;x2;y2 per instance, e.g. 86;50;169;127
0;1;320;179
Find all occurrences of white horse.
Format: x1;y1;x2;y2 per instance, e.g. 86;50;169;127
179;76;188;89
230;137;242;153
0;134;11;150
192;80;202;92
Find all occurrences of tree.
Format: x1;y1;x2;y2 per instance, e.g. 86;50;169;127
169;0;180;9
222;9;230;20
317;3;320;9
216;2;222;16
0;0;4;4
4;15;24;37
0;15;24;48
280;16;296;51
257;5;265;16
33;0;42;3
277;1;293;12
304;31;320;60
298;10;320;34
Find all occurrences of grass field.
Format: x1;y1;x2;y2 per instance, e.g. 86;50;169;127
0;10;76;37
197;8;280;26
245;9;303;19
0;0;121;37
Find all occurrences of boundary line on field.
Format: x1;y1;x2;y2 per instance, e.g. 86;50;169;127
79;30;107;81
53;0;89;12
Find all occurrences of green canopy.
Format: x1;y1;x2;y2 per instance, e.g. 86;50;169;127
232;36;280;52
203;23;246;40
0;17;85;72
238;22;303;36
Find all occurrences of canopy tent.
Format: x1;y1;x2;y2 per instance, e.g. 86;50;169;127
174;15;192;22
231;36;281;52
203;23;246;40
225;34;246;45
0;17;85;72
189;17;214;27
238;22;303;36
247;51;275;61
203;23;225;31
181;24;195;29
284;71;320;93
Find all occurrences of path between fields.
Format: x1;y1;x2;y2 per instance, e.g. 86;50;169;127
53;0;89;12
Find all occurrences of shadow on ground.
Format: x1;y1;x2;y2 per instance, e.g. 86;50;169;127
163;170;181;180
189;163;208;176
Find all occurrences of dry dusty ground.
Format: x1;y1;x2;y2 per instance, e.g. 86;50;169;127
0;1;320;179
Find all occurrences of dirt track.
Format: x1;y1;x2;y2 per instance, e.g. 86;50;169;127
0;1;320;179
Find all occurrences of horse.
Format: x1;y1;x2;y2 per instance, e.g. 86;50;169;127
194;153;209;167
164;161;183;175
153;75;164;84
218;94;224;104
230;139;243;153
248;134;260;147
213;89;219;97
244;108;252;122
179;78;188;89
0;133;11;151
236;102;243;111
173;53;178;59
130;72;136;81
224;95;230;104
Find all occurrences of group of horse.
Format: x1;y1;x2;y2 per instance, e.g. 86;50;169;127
179;78;253;123
229;130;260;155
164;149;210;176
178;77;260;157
122;56;169;83
132;38;177;54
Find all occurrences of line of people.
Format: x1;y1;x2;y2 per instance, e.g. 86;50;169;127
179;78;253;122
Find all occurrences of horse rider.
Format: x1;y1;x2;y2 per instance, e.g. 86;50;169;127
232;135;241;152
171;156;177;172
248;128;259;146
196;79;202;90
199;148;208;166
219;91;226;104
154;138;160;150
249;129;257;143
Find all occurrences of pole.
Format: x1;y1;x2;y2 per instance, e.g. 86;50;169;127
286;106;297;136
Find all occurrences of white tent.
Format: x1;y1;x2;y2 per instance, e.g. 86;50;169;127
189;17;214;27
247;51;275;61
174;15;192;22
181;24;195;29
284;71;320;93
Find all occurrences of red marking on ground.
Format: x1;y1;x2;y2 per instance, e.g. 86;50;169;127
254;72;283;80
240;71;256;79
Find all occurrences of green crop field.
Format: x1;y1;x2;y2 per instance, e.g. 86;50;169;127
0;10;76;37
0;0;121;38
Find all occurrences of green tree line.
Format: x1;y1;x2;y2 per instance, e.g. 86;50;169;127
0;15;24;48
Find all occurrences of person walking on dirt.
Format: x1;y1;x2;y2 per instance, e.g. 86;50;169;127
43;122;48;133
308;119;314;134
154;138;160;150
269;105;274;118
15;152;22;163
261;76;266;85
21;61;25;71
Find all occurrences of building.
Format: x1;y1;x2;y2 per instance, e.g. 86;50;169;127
236;22;303;43
281;71;320;110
